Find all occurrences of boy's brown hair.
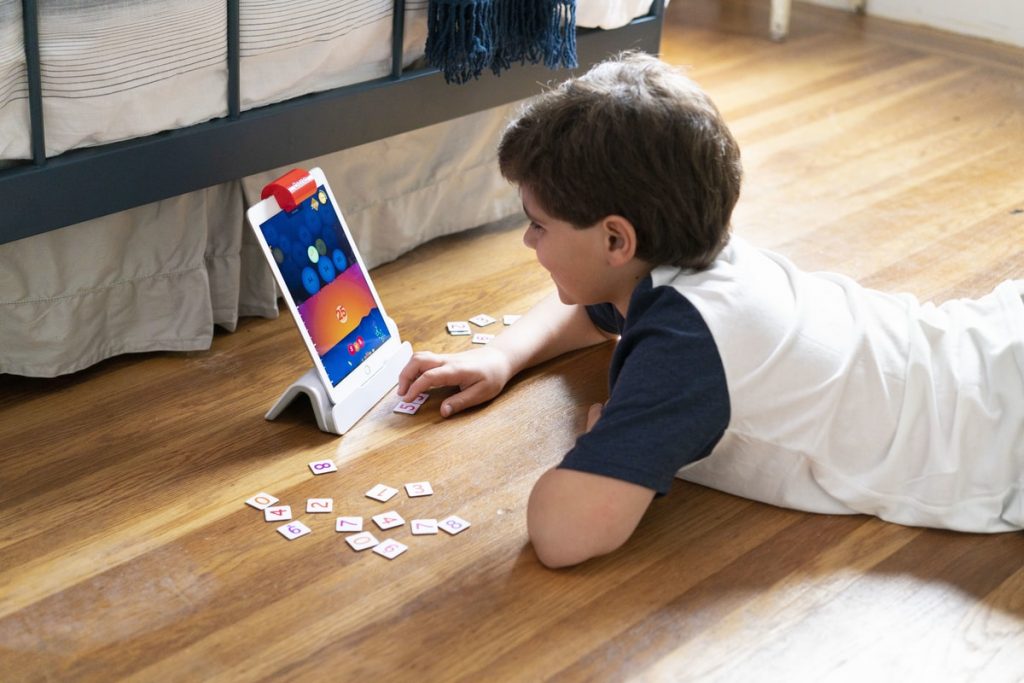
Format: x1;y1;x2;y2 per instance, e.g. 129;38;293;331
498;52;742;270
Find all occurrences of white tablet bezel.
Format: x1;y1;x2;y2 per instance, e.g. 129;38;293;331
246;167;401;406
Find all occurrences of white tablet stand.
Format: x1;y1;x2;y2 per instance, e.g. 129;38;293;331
265;340;413;435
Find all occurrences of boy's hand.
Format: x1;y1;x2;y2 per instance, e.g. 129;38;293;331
586;403;603;432
397;348;514;418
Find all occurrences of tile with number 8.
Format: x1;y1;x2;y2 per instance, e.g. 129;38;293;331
439;515;471;535
308;459;338;475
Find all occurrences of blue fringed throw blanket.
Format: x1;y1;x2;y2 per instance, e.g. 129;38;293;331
426;0;578;84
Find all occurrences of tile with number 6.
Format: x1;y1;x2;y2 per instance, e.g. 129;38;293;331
277;520;311;540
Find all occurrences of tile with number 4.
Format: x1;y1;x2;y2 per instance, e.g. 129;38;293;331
373;539;408;560
439;515;471;535
372;511;405;530
307;498;333;513
411;519;438;535
308;459;338;475
277;520;311;540
245;492;278;510
264;505;292;522
345;531;379;551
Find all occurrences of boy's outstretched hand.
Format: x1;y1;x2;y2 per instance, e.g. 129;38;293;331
397;347;515;418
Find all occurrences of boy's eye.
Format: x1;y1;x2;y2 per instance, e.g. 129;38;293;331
529;222;544;231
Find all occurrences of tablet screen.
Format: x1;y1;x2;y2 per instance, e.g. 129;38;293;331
256;185;392;388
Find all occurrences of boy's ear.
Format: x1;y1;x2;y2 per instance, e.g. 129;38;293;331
601;215;638;267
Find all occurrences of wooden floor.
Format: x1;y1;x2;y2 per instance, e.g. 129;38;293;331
3;2;1024;680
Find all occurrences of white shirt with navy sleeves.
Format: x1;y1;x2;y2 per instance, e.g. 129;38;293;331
562;235;1024;533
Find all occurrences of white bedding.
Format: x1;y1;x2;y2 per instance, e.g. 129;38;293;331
0;0;656;377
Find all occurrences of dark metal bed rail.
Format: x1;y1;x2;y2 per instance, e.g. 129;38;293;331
2;0;663;245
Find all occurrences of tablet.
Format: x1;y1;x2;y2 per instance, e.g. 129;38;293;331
246;167;402;405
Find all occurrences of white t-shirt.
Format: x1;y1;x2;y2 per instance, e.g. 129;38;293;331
672;236;1024;532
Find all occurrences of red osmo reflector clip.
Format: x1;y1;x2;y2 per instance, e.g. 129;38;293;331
261;168;318;212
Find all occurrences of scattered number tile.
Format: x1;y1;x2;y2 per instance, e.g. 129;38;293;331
411;519;439;535
346;531;379;551
446;321;471;336
277;520;311;540
366;484;399;502
469;314;496;327
411;393;430;406
372;511;406;530
404;481;433;497
264;505;292;522
245;492;278;510
503;314;521;325
309;459;338;475
335;516;364;532
471;333;494;345
306;498;334;513
393;401;421;415
373;539;408;560
439;515;471;535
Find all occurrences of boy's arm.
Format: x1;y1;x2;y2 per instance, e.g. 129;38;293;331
527;403;656;568
398;291;614;417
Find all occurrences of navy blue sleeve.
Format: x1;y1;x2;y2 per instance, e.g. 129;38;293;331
559;286;730;495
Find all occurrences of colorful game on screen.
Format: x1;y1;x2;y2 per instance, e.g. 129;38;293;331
257;186;390;387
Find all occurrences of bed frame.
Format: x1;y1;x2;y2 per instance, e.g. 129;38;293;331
0;1;663;246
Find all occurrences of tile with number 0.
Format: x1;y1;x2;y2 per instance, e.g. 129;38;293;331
411;519;438;535
372;511;405;530
393;401;421;415
439;515;471;535
245;492;278;510
469;314;496;327
373;539;408;560
366;484;399;502
264;505;292;522
446;321;471;336
404;481;433;497
306;498;334;513
277;520;311;540
471;333;494;345
335;516;363;533
308;459;338;475
345;531;379;551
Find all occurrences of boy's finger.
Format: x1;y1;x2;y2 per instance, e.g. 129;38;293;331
585;403;603;432
440;380;491;418
403;364;467;401
397;352;442;394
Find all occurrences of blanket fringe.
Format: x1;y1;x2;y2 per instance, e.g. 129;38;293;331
426;0;577;84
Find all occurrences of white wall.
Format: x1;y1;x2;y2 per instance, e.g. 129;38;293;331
802;0;1024;47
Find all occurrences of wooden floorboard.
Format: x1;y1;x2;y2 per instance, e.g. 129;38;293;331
2;1;1023;680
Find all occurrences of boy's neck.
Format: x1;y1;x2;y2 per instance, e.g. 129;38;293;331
611;261;655;318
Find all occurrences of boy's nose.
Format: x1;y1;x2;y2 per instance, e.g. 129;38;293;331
522;225;538;250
